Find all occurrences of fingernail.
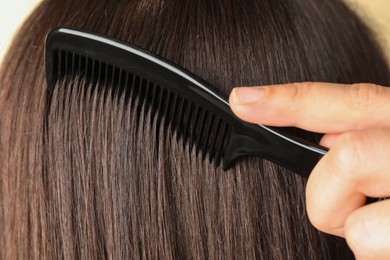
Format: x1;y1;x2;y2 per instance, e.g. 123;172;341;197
233;87;265;105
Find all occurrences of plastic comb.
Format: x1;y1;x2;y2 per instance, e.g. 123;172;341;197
45;27;328;178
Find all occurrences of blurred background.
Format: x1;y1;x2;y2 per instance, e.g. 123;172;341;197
1;0;390;66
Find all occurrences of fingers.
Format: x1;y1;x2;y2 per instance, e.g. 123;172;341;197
306;128;390;237
230;82;390;257
345;200;390;260
229;82;390;133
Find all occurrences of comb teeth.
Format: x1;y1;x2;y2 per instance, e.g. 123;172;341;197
54;50;233;167
47;28;329;178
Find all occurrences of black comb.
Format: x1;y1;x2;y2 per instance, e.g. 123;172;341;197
45;27;328;179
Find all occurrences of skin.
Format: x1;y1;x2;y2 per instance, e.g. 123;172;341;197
229;82;390;260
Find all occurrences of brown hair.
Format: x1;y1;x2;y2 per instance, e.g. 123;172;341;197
1;0;389;259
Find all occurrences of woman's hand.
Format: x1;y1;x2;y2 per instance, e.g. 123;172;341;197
229;82;390;259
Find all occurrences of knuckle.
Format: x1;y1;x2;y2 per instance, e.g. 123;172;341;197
289;82;315;101
331;132;367;181
306;169;335;233
349;84;382;120
288;82;314;120
307;209;332;233
288;82;301;104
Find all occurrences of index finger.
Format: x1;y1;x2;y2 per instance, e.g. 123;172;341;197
229;82;390;133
